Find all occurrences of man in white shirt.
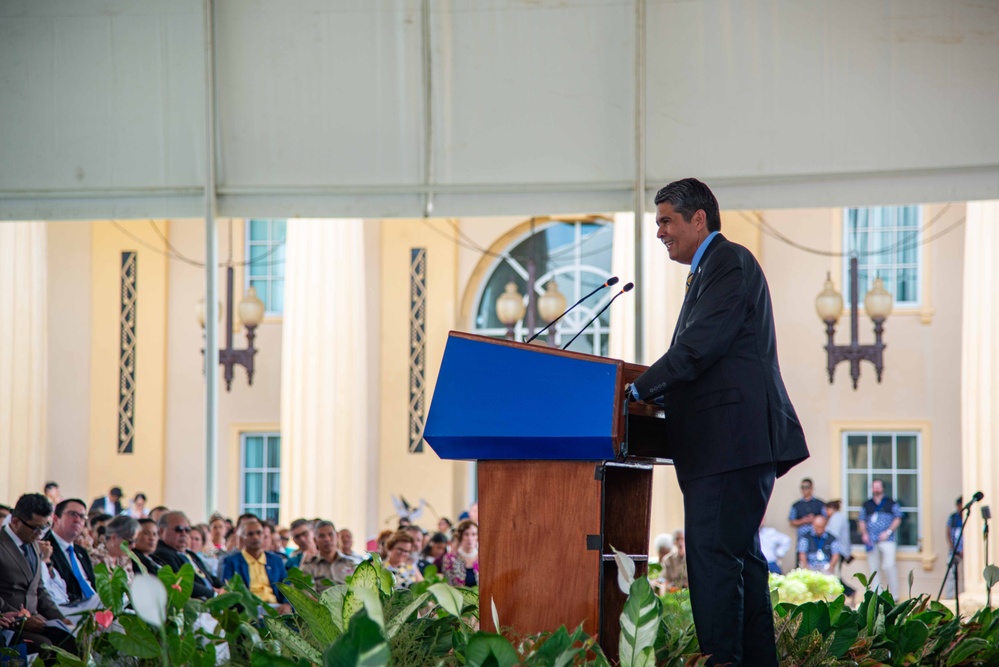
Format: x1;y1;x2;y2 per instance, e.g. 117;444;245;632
758;522;792;574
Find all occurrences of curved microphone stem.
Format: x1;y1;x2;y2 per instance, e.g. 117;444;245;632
525;277;618;344
562;283;633;351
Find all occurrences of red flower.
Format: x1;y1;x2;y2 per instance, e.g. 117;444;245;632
171;583;182;591
94;610;114;630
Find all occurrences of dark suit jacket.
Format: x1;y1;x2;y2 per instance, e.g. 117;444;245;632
151;543;221;599
88;496;122;516
134;551;161;575
0;530;63;619
43;533;96;605
220;551;289;604
633;234;809;481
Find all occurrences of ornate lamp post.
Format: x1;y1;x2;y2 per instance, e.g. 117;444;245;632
495;281;526;341
536;280;568;345
815;257;893;389
197;265;265;390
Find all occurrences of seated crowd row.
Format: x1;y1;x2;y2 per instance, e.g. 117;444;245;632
0;492;480;664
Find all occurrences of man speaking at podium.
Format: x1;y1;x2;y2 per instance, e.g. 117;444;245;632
629;178;808;667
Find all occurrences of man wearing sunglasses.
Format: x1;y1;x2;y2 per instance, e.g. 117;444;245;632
152;511;222;599
0;493;77;662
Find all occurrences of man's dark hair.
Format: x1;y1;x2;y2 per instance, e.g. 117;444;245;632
138;518;157;527
14;493;53;520
44;481;59;492
236;513;258;528
89;513;113;528
956;496;963;506
801;478;813;486
109;486;123;499
290;518;313;531
54;498;87;517
654;178;721;232
0;504;12;513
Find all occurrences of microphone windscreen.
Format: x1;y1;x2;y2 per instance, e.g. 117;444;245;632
974;491;985;502
606;276;620;287
622;282;635;292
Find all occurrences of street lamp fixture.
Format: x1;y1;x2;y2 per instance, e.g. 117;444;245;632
815;257;893;389
495;281;526;341
197;265;265;391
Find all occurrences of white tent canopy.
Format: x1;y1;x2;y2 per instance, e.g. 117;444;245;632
2;0;998;220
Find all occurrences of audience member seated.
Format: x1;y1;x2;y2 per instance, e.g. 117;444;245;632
384;531;423;589
300;521;356;592
190;523;219;576
43;482;62;507
125;493;148;519
0;494;77;664
220;518;292;614
43;499;100;611
148;506;169;524
87;513;113;550
375;530;394;561
286;519;318;569
437;517;453;538
662;529;688;590
152;511;220;599
276;526;292;557
419;532;448;574
440;520;478;588
88;486;123;517
90;516;140;583
132;519;161;574
405;525;425;567
758;522;792;574
207;514;228;557
797;514;841;574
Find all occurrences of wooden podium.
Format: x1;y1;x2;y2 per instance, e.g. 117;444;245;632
423;332;669;656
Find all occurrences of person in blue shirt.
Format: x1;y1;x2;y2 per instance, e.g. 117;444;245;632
858;479;903;596
944;496;964;598
797;514;841;573
788;478;826;540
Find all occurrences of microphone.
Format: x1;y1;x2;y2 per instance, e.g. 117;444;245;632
525;276;619;344
562;282;634;351
962;492;984;511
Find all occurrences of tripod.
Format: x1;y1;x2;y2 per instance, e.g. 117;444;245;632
937;503;974;615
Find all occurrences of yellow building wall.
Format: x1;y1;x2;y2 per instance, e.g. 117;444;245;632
86;221;169;506
379;218;468;535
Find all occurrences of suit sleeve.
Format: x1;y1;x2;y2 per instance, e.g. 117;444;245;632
219;554;234;583
633;248;746;399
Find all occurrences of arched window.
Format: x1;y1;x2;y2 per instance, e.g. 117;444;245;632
473;219;614;355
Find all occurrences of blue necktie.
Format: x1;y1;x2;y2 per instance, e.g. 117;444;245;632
67;544;96;600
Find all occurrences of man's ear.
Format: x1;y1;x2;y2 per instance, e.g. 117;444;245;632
692;209;707;231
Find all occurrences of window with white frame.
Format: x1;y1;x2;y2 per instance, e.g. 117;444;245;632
246;219;286;315
843;206;921;307
473;220;614;355
843;431;921;550
241;432;281;523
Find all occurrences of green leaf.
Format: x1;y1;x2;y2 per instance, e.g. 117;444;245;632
190;643;217;667
324;611;391;667
429;582;465;618
946;637;991;665
349;560;382;594
385;591;431;638
204;591;243;612
93;562;114;609
320;585;348;634
828;625;859;658
157;562;195;608
854;571;870;589
167;630;197;665
41;645;86;667
619;576;662;667
464;632;521;667
896;619;929;657
108;616;161;659
794;601;830;639
252;648;309;667
279;582;341;646
264;616;323;664
110;563;130;615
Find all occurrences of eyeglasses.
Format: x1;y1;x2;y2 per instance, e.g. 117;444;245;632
172;526;192;534
16;517;50;534
63;510;87;521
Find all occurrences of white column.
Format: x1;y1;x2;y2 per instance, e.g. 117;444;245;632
280;219;370;534
610;212;689;551
960;201;999;600
0;222;48;501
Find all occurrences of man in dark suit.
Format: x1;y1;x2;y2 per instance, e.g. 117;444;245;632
152;511;220;599
0;494;77;663
43;498;98;607
88;486;123;517
630;178;809;667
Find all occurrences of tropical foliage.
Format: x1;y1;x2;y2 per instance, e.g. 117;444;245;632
5;552;996;666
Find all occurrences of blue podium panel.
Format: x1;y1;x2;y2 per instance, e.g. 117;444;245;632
424;333;623;461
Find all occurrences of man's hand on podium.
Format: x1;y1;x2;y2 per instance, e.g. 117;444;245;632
626;383;639;402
